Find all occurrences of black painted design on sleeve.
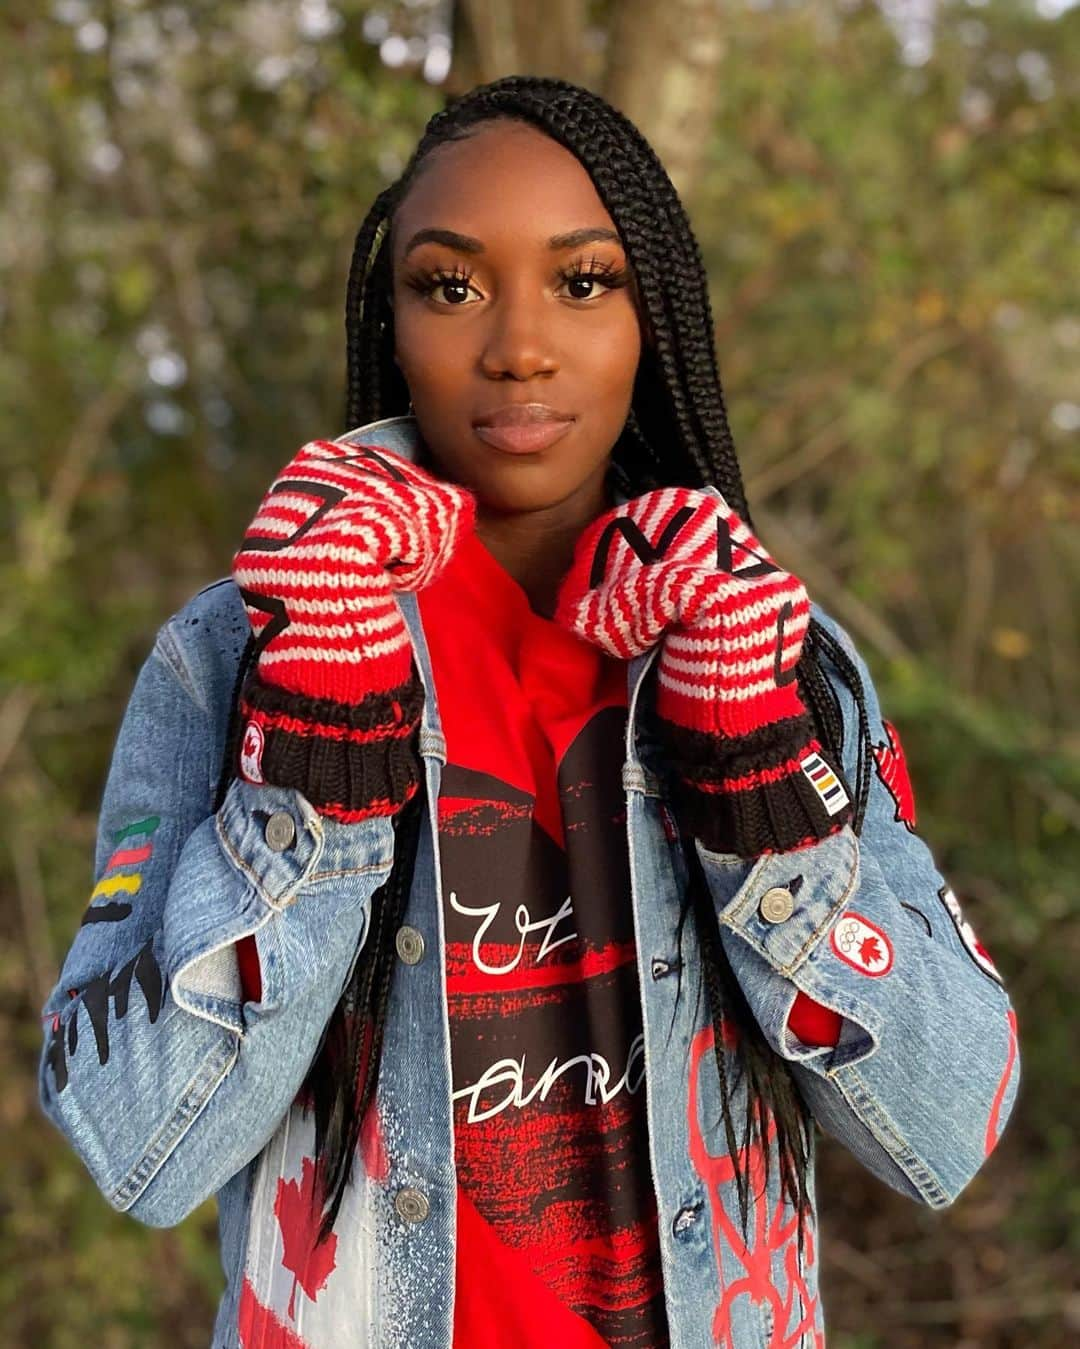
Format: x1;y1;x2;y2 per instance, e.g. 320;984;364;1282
80;901;133;926
45;940;166;1094
899;901;933;937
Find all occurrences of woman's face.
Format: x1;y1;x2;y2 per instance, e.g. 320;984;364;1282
390;120;644;516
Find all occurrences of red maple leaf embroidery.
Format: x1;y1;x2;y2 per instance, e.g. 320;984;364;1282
243;727;259;758
273;1156;338;1322
873;719;916;830
858;936;882;968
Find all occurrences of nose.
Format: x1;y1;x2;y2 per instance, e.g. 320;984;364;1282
477;285;559;382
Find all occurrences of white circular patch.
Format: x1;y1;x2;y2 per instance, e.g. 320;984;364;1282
938;885;1002;985
239;719;265;784
830;910;894;977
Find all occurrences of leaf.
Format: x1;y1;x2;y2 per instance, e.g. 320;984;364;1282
273;1156;338;1322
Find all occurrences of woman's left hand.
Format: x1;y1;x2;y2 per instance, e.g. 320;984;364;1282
556;486;852;856
555;485;811;740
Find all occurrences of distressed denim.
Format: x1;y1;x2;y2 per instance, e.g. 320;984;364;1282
38;415;1020;1348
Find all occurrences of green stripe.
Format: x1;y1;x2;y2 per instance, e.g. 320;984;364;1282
112;815;160;843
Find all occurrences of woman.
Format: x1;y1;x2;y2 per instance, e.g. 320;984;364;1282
39;77;1019;1348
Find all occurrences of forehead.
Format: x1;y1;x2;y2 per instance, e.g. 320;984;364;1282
392;122;619;254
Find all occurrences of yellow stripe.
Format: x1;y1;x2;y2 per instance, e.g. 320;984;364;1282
90;873;142;900
816;774;838;791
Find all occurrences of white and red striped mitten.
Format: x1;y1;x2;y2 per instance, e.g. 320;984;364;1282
555;486;852;856
232;439;475;822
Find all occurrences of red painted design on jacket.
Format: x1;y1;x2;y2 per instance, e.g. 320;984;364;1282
984;1009;1019;1157
688;1024;824;1348
359;1098;389;1182
238;1274;311;1349
273;1157;338;1322
872;718;916;830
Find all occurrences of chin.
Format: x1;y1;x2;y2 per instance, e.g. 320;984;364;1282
468;470;575;515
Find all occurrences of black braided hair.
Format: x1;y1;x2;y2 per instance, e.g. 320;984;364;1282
299;75;876;1248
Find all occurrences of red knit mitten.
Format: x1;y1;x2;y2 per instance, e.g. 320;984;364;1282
556;486;852;856
232;439;475;822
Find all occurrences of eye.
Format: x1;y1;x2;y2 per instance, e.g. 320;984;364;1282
555;255;631;302
404;264;482;307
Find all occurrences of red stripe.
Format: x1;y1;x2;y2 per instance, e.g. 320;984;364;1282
319;780;420;823
447;940;638;995
685;741;819;795
241;703;419;744
105;843;153;871
984;1009;1019;1156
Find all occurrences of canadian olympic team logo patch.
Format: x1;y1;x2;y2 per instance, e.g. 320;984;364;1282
240;720;265;784
830;910;894;977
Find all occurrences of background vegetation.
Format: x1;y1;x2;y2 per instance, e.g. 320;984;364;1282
2;1;1077;1344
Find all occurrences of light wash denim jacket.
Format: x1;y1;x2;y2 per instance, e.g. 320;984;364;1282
38;415;1020;1348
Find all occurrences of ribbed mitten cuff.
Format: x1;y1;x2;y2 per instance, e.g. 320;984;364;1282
666;712;853;858
236;666;424;823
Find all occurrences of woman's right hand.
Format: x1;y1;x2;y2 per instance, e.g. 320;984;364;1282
230;439;475;821
233;439;475;704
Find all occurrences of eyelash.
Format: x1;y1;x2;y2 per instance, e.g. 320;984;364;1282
403;255;630;306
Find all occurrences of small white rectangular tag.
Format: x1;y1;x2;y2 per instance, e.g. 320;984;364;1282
799;750;850;816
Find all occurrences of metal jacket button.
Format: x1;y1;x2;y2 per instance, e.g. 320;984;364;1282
265;811;296;852
395;925;425;964
759;886;795;924
394;1187;430;1223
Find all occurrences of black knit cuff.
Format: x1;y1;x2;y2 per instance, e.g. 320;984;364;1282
237;667;424;822
666;713;853;858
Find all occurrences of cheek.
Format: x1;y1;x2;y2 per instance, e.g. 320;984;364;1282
393;311;468;390
588;307;642;395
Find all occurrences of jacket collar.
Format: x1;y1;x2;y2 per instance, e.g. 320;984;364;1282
336;414;661;776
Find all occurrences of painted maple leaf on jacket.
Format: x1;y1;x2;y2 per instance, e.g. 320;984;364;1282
873;718;916;830
273;1155;338;1322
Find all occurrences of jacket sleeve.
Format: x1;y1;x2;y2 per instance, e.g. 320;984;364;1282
692;606;1020;1208
37;617;397;1227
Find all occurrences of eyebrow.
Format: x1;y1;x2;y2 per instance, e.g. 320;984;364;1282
401;225;622;259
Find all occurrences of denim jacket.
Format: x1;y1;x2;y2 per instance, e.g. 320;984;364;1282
38;415;1020;1348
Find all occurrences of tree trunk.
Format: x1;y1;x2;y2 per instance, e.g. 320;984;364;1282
447;0;726;205
450;0;590;92
602;0;728;203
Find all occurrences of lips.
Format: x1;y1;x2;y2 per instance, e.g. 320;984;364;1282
472;403;576;455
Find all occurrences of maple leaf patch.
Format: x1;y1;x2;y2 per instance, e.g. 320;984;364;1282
240;720;265;784
273;1156;338;1322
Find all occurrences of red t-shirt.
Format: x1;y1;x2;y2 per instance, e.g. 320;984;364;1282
418;532;669;1349
232;530;840;1343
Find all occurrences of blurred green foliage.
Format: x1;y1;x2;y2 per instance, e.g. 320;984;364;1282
1;1;1076;1345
